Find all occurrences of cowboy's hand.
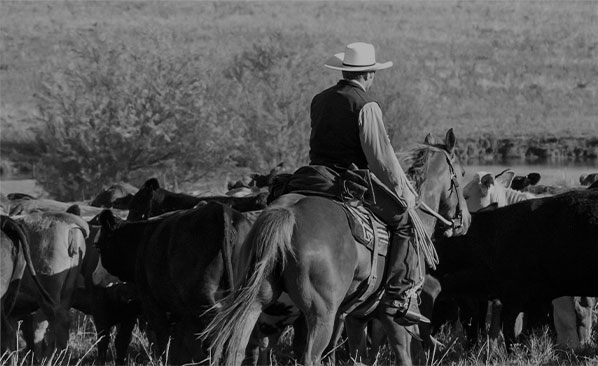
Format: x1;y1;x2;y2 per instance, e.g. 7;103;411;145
402;188;416;209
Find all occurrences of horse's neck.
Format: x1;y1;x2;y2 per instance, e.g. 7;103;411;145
418;185;442;236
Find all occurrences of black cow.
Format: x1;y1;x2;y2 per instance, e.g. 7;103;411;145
580;173;598;186
127;178;267;220
508;171;541;191
72;224;141;364
435;189;598;349
90;183;138;210
96;202;252;364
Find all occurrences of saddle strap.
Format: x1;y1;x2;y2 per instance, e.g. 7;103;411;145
340;212;384;317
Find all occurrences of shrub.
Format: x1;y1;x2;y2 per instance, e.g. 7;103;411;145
33;31;232;200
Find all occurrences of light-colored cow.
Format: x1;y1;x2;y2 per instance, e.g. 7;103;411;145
9;211;88;358
464;169;595;349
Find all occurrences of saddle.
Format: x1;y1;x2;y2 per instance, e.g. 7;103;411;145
337;203;390;318
268;165;390;318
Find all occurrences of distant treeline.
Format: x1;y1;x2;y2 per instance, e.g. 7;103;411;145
457;135;598;163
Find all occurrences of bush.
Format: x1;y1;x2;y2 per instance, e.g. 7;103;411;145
33;31;233;200
221;33;321;170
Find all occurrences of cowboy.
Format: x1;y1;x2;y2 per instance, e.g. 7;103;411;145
309;42;429;325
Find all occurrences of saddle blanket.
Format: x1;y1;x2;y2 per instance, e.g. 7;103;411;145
342;203;389;256
337;202;391;318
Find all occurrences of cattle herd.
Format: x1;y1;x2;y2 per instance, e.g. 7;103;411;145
1;164;597;365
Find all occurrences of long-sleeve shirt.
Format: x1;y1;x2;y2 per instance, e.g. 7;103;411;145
358;101;414;202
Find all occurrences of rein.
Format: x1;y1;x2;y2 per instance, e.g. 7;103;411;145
413;144;464;231
417;201;453;227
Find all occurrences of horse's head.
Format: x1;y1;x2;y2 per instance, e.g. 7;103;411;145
126;178;160;221
403;129;471;237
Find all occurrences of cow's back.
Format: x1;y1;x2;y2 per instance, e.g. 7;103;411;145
470;190;598;298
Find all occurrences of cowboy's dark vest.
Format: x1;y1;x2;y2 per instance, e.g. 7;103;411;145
309;80;376;169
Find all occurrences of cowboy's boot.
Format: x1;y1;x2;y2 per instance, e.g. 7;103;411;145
380;232;430;326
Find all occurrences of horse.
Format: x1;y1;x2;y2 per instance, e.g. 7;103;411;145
201;129;472;366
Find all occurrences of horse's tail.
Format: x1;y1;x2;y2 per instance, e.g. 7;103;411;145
200;207;295;366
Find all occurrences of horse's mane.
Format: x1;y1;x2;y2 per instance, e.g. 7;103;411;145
399;143;447;193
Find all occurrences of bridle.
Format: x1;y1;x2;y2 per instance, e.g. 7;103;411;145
416;145;464;231
443;150;464;230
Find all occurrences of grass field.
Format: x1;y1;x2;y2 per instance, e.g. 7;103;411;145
1;309;597;365
1;1;597;141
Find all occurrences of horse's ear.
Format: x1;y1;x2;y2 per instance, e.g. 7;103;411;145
445;128;456;152
143;178;160;191
424;133;437;145
98;209;118;232
495;170;514;189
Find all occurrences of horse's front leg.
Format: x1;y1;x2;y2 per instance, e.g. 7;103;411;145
368;318;387;362
378;314;415;366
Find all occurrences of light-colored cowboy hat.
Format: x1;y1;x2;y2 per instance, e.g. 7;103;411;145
324;42;393;72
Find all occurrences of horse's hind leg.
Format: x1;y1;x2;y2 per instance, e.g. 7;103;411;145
302;310;337;366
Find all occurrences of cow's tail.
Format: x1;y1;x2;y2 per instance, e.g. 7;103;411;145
1;217;56;312
199;207;295;366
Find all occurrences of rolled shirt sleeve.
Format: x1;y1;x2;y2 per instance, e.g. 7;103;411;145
358;102;411;199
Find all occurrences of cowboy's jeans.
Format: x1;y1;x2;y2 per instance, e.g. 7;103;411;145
364;177;419;311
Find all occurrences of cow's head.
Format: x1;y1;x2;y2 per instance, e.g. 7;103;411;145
127;178;160;221
96;209;136;281
463;170;514;212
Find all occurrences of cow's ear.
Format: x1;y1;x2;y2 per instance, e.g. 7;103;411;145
495;170;514;189
66;204;81;216
480;173;494;196
143;178;160;191
99;210;118;232
528;172;541;185
112;195;133;210
444;128;456;153
424;133;437;145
